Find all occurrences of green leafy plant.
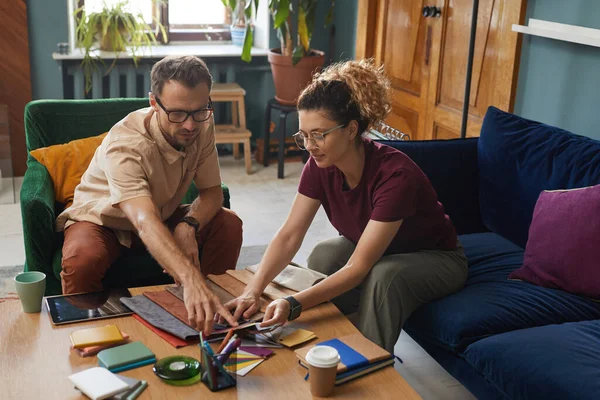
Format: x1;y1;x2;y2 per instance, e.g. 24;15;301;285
222;0;335;64
75;0;167;93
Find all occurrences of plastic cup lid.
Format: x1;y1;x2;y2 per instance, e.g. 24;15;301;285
305;345;340;368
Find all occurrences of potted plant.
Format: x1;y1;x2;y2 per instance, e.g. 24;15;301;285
75;0;166;93
229;0;335;105
222;0;254;47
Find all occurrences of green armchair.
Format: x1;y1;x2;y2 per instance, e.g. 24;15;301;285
21;99;231;295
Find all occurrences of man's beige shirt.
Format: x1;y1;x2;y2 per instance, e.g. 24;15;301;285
56;107;222;247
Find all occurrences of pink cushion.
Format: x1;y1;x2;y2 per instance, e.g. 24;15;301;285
509;185;600;299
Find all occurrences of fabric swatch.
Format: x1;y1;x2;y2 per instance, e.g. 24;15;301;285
279;329;317;348
143;290;191;328
120;295;199;341
132;314;194;348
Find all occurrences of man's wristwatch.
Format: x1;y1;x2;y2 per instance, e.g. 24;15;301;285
283;296;302;321
181;216;200;233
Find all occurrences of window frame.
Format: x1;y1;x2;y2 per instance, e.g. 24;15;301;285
78;0;232;42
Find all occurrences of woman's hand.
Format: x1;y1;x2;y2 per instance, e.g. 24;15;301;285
260;298;291;328
220;289;262;324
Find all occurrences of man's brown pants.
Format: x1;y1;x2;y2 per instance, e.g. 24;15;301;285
60;206;243;294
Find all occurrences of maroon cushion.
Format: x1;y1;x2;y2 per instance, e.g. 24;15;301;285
509;185;600;299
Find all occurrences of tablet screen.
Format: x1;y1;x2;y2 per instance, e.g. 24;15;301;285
45;288;133;325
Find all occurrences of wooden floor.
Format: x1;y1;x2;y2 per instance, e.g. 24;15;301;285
0;155;476;400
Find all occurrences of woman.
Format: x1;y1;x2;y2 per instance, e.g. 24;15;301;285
226;60;468;353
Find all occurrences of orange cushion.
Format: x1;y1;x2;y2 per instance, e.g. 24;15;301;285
30;132;108;208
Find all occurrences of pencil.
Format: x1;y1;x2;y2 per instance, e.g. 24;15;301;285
217;329;235;354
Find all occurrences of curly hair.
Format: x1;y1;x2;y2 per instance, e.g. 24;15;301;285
297;59;392;134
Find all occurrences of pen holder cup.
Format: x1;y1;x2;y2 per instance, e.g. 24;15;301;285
200;344;237;392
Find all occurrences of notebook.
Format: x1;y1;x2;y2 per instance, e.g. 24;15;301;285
246;263;327;292
70;325;124;349
68;367;129;400
97;341;156;373
110;375;141;400
294;334;395;385
73;332;130;357
225;269;297;300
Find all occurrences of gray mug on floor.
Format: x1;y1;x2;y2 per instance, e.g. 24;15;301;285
14;272;46;313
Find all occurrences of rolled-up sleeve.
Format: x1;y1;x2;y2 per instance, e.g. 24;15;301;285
193;122;222;189
105;141;152;206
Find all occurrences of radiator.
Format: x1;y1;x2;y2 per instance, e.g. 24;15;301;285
65;61;245;100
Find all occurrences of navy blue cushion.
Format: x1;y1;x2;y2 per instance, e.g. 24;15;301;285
379;138;486;235
404;232;600;352
478;107;600;248
464;320;600;400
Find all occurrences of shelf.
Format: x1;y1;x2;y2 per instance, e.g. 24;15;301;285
512;19;600;48
52;44;269;60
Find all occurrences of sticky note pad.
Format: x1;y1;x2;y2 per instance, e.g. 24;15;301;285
279;329;316;347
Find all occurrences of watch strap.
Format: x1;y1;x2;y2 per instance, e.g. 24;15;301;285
283;296;302;321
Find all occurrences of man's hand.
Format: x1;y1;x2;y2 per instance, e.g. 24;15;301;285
174;222;200;267
260;298;290;328
183;278;238;334
221;289;262;324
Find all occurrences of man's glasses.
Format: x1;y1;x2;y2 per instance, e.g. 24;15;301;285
154;95;214;123
293;124;345;150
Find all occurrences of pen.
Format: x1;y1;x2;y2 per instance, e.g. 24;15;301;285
217;329;235;354
218;337;242;365
216;334;238;361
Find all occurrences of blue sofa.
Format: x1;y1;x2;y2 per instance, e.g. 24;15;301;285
381;107;600;400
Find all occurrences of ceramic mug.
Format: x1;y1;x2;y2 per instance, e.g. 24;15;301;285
14;271;46;313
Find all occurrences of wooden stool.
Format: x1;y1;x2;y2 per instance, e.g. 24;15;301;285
212;83;252;174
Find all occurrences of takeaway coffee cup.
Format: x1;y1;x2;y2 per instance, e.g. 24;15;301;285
14;271;46;313
305;345;340;397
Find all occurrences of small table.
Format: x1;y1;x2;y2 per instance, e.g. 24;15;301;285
264;99;298;179
0;285;421;399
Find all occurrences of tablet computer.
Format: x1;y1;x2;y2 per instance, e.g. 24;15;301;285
45;288;133;325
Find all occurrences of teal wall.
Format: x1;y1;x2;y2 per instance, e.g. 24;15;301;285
27;1;357;99
513;0;600;139
27;0;69;99
26;0;357;143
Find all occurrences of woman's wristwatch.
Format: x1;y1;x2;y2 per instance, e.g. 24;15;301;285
283;296;302;321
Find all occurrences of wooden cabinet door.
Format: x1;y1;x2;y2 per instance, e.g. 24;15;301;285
356;0;526;140
0;0;32;176
357;0;432;140
424;0;526;139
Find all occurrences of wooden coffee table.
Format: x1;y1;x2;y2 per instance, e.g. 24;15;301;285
0;285;421;399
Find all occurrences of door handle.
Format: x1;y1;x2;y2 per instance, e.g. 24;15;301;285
425;26;432;66
422;6;442;18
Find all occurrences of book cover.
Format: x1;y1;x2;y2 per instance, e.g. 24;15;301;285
294;333;394;374
70;325;124;349
68;367;129;400
97;341;156;372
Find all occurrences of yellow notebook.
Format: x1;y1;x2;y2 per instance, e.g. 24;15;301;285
70;325;124;349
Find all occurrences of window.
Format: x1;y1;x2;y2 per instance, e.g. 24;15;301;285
79;0;230;42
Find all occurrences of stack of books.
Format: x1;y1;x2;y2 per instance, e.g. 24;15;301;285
294;333;395;385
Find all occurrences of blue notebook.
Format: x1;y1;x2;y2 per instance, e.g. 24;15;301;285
97;341;156;372
295;334;395;384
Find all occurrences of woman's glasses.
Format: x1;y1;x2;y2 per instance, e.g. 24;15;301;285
293;124;345;150
155;96;214;123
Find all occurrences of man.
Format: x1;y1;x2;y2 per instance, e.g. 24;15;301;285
56;55;241;333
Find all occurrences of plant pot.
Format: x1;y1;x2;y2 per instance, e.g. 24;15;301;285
231;25;252;47
268;48;325;106
95;30;130;52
